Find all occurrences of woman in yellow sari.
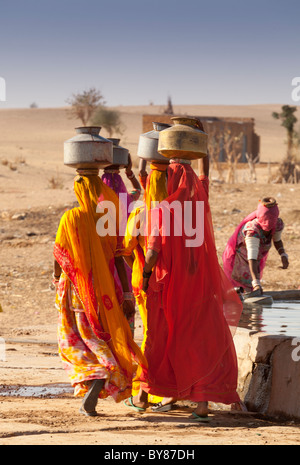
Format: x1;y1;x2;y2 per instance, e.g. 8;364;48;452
122;161;168;411
53;173;146;416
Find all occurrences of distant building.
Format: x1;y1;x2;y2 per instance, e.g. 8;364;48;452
142;114;260;162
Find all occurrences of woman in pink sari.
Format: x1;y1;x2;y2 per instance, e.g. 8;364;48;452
222;197;289;294
102;154;141;335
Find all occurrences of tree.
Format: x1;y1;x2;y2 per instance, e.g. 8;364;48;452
66;88;105;126
91;106;124;137
223;128;243;184
163;95;174;115
207;125;224;180
272;105;298;159
272;105;299;183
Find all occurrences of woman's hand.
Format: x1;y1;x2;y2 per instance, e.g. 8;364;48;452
274;241;289;269
123;299;135;319
253;284;263;295
142;277;150;292
142;249;158;292
138;158;148;178
125;153;133;177
251;275;263;295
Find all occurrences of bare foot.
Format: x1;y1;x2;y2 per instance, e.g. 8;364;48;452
193;401;209;417
159;397;176;406
231;401;248;412
151;397;177;412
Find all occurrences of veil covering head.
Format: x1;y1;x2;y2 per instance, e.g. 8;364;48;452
256;197;279;232
54;175;146;385
144;163;168;211
142;163;242;403
101;170;132;217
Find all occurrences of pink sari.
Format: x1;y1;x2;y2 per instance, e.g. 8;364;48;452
141;163;243;404
222;199;279;289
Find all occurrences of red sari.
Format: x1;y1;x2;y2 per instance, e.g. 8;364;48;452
141;162;242;404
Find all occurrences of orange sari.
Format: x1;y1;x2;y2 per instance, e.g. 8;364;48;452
54;175;147;402
123;163;168;400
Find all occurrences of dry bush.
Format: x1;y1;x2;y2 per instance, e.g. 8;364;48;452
48;168;64;189
14;155;26;165
1;156;27;171
207;126;224;181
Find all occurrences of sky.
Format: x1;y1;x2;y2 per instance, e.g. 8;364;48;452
0;0;299;108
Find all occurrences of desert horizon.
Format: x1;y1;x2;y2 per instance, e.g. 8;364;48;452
0;102;299;210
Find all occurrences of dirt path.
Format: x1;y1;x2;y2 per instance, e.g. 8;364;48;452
1;338;299;446
1;181;300;445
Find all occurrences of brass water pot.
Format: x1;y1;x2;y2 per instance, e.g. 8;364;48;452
158;117;208;160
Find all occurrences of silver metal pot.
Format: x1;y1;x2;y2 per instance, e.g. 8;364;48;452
137;122;171;164
107;138;129;168
64;127;113;169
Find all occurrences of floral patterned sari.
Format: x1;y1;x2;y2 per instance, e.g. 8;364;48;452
54;175;146;402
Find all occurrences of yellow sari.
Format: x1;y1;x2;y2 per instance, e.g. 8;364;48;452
144;163;168;211
123;163;168;401
54;175;147;402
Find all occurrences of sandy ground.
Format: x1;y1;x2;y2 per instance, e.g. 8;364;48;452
0;105;300;445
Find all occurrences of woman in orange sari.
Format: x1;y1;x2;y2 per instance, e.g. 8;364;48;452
122;161;168;410
123;160;168;337
130;161;243;420
53;173;146;416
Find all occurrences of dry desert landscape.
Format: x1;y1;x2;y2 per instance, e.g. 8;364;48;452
0;104;300;445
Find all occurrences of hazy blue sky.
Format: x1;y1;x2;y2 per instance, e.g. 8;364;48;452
0;0;299;108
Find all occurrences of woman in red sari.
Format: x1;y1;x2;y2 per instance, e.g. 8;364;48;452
130;160;243;420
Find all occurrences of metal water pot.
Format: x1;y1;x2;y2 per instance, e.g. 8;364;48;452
64;126;113;169
137;122;171;164
107;138;129;168
158;117;208;160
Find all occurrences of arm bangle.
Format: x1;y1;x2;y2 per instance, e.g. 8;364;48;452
280;252;289;259
126;171;135;179
252;278;261;288
123;292;134;301
52;272;60;282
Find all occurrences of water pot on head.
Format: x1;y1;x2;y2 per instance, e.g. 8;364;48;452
158;117;208;160
64;126;113;172
104;138;129;170
137;122;171;164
